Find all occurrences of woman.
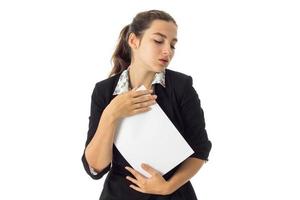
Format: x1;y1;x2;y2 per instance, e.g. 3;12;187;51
81;10;212;200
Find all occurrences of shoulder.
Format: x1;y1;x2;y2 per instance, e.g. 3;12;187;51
165;68;193;89
92;72;122;103
165;68;190;80
165;69;197;103
94;72;121;89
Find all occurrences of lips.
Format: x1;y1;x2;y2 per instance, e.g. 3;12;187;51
159;59;168;63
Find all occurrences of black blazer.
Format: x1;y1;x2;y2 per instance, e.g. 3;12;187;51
81;68;212;200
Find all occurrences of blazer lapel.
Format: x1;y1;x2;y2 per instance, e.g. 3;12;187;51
154;71;185;135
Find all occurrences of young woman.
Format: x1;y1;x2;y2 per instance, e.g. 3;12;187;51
81;10;212;200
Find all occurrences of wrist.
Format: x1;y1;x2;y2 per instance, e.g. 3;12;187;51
103;108;118;123
162;181;174;195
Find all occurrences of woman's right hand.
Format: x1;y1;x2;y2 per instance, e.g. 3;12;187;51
104;86;157;121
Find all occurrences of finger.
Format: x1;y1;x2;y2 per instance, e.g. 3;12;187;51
132;100;156;110
132;94;157;104
125;166;139;178
131;89;153;98
141;163;160;176
129;107;152;116
126;176;139;185
132;94;151;104
125;166;147;179
129;184;144;193
130;85;139;91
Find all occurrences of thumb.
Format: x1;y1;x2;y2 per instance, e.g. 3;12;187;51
141;163;158;175
131;85;139;92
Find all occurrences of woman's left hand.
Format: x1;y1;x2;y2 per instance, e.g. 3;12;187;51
125;163;171;195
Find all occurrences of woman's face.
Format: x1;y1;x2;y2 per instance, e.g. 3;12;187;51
131;20;178;73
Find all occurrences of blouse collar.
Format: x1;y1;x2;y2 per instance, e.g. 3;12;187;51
113;67;165;95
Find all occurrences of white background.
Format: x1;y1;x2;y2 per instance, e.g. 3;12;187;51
1;0;299;199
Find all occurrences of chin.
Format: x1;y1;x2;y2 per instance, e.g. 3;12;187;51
154;69;165;73
153;66;167;73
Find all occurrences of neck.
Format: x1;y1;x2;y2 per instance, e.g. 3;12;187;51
128;64;156;90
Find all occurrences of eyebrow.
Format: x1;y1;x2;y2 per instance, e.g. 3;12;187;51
152;32;178;42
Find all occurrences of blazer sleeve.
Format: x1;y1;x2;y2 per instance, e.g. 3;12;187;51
81;83;111;180
179;76;212;161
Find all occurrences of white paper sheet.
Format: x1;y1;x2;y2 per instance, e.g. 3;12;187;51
114;85;194;178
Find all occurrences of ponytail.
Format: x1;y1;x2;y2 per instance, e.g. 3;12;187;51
108;24;131;77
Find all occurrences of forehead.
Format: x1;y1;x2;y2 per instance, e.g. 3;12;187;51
144;20;177;41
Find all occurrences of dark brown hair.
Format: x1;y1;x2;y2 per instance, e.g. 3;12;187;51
108;10;177;77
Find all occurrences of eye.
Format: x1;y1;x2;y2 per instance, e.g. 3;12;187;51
154;40;176;50
154;40;163;44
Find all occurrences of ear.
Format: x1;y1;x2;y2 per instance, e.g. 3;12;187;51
128;32;140;49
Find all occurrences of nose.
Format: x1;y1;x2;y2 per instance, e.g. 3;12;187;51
162;46;172;58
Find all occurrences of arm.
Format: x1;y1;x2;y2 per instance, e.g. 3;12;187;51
164;75;211;193
179;75;212;161
81;83;118;179
165;158;205;194
124;157;206;195
84;110;118;173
